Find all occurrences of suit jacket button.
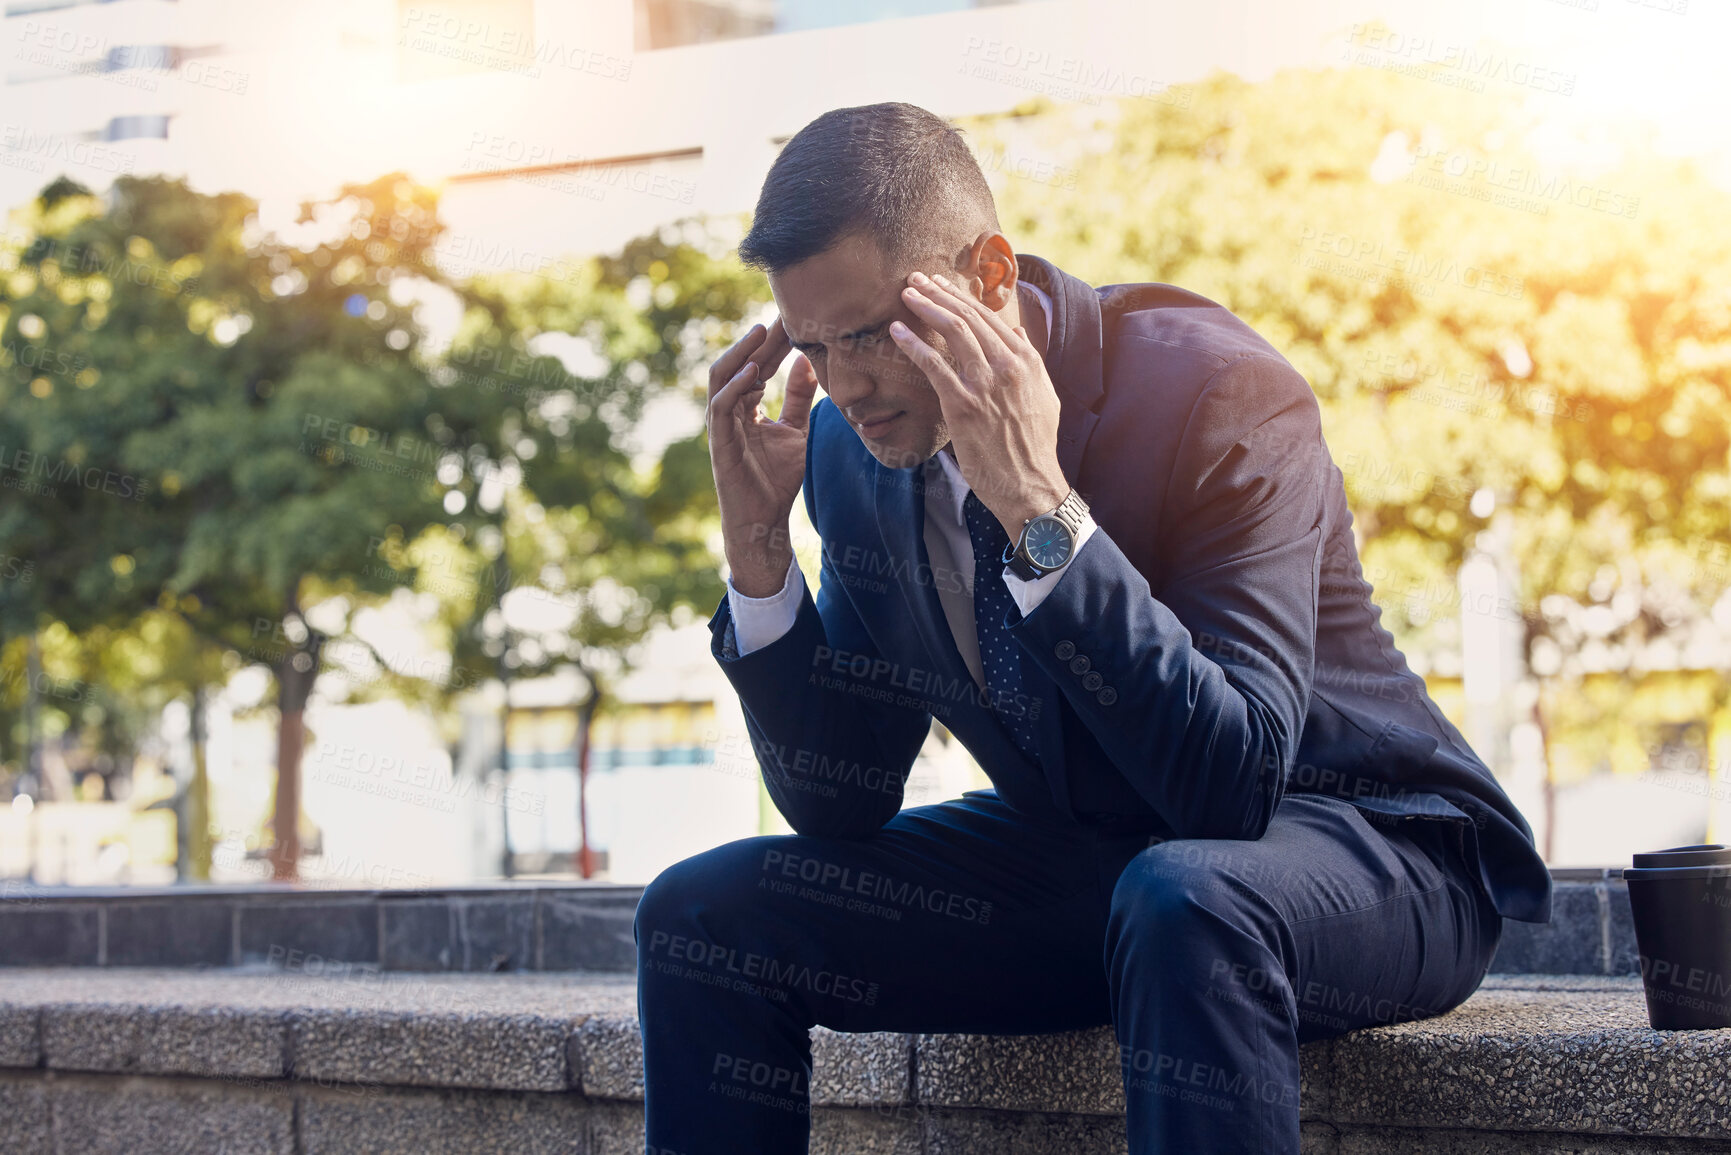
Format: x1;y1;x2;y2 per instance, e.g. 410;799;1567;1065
1054;640;1077;660
1097;686;1118;706
1069;655;1091;676
1082;672;1103;691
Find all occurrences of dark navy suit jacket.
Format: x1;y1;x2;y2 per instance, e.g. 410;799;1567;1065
708;254;1552;926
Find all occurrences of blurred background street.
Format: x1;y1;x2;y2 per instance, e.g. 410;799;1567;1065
2;0;1728;889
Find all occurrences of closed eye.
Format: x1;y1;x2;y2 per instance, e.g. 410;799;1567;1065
842;326;890;351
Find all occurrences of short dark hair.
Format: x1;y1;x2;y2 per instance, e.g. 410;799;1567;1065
738;102;1000;275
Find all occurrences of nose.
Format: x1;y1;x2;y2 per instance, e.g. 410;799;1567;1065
819;351;877;413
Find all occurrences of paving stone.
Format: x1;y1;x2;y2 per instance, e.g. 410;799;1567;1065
810;1105;925;1155
1604;882;1641;976
912;1025;1336;1117
1335;1124;1731;1153
582;1099;648;1155
1300;1038;1333;1118
0;1002;40;1067
457;894;537;971
51;1071;294;1154
916;1026;1125;1114
1487;882;1607;975
298;1083;587;1155
43;1003;285;1078
292;1007;578;1092
570;1011;642;1100
540;890;641;971
922;1106;1130;1154
572;1015;910;1107
236;898;379;967
0;906;100;966
1328;980;1731;1138
0;1073;50;1153
1301;1120;1341;1154
380;899;457;971
582;1098;924;1155
104;898;235;967
811;1028;910;1107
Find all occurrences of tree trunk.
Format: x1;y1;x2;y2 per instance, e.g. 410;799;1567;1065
189;685;212;881
23;637;41;799
271;637;324;882
24;636;40;883
574;688;600;879
1535;693;1556;864
498;671;514;879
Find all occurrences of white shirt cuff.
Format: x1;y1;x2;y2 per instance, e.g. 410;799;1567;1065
726;553;805;657
1002;515;1098;617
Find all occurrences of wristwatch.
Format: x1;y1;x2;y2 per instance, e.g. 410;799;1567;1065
1002;489;1090;580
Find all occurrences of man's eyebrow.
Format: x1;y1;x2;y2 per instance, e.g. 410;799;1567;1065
789;317;895;354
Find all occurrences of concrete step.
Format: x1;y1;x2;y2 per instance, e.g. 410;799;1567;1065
0;968;1726;1153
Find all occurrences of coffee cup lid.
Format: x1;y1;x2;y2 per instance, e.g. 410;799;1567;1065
1631;843;1731;869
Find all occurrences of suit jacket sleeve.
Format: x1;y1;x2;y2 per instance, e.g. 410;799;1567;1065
706;442;931;839
1009;354;1329;841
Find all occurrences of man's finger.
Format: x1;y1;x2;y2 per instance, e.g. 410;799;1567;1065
780;353;819;433
750;315;794;383
900;285;990;390
889;320;964;400
707;360;766;433
932;272;1024;350
709;323;768;401
915;274;1009;366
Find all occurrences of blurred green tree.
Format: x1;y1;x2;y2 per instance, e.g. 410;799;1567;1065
0;175;766;882
378;226;767;875
0;173;464;878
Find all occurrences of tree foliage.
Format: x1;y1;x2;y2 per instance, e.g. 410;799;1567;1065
0;173;767;877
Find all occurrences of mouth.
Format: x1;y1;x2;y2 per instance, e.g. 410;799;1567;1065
854;411;904;437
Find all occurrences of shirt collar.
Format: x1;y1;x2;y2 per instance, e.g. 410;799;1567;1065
930;443;971;526
1024;279;1053;347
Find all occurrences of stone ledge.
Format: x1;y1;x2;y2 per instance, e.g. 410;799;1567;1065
1329;977;1731;1138
0;877;1641;977
1;969;1727;1147
11;1072;1731;1155
0;884;645;972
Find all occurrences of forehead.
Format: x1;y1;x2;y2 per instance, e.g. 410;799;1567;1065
771;233;908;348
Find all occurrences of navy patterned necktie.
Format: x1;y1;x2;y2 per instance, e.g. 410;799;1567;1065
962;490;1041;765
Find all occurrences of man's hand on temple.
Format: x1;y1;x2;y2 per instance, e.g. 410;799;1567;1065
705;315;819;597
890;270;1070;537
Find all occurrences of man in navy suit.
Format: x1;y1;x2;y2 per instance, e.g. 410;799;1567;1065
636;102;1551;1154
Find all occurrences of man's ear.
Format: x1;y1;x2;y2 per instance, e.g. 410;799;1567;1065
966;232;1020;312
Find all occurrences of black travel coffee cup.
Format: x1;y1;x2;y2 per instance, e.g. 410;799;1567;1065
1625;843;1731;1030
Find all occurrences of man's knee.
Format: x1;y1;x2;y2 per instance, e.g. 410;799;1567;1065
634;835;823;956
637;839;760;950
1107;839;1278;948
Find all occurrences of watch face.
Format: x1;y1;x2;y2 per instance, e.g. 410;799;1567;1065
1024;515;1073;570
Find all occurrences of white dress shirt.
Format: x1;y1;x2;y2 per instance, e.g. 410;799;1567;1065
726;281;1099;691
